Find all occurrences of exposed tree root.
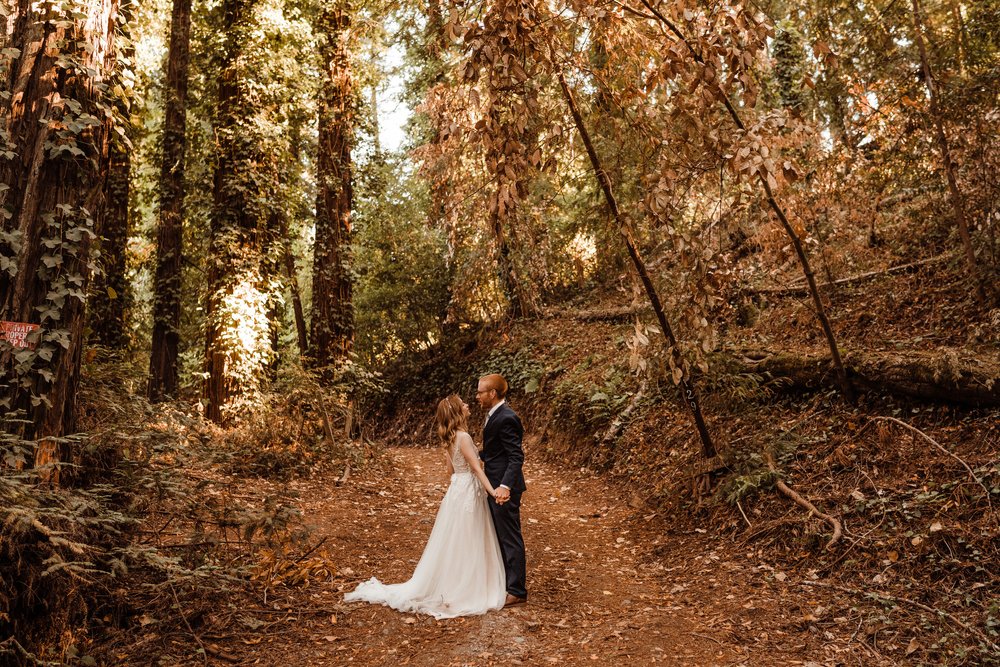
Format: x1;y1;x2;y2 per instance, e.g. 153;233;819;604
764;452;843;550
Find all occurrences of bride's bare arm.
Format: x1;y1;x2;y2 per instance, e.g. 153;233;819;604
457;432;495;497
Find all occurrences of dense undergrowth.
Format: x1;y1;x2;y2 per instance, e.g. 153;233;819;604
0;356;378;666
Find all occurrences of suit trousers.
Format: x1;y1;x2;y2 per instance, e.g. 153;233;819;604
488;489;527;599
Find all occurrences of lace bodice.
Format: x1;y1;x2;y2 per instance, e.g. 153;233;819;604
450;435;473;475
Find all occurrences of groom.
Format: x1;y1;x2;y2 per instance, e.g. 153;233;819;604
476;373;527;607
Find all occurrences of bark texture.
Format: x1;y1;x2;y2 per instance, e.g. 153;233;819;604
0;0;120;441
148;0;192;400
204;0;276;421
310;3;354;368
90;5;134;350
738;349;1000;407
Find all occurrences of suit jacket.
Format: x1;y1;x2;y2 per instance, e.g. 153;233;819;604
480;403;526;492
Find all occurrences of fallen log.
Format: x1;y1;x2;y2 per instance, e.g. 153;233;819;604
539;304;647;322
601;380;648;445
748;252;956;297
734;348;1000;407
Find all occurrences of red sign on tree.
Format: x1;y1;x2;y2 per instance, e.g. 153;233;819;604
1;321;40;350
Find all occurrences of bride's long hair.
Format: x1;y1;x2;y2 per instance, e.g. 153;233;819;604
435;394;468;449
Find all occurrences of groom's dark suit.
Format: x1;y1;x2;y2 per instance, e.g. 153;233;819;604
481;402;527;600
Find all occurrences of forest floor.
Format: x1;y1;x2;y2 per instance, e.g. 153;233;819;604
189;445;880;667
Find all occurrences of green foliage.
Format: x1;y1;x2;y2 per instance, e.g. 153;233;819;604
474;349;545;399
771;20;808;114
353;151;450;364
699;354;783;407
718;430;801;506
0;415;136;662
206;269;284;419
720;455;778;505
1;205;97;414
546;350;640;434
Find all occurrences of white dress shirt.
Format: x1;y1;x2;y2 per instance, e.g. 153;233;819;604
485;399;505;425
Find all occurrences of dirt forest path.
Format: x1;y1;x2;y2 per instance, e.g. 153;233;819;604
227;446;764;667
207;448;891;667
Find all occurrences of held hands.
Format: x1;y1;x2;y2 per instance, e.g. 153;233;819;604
494;486;511;505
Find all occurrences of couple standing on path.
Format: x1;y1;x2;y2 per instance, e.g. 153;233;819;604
344;373;528;618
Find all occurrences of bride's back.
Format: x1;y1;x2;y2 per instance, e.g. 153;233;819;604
450;432;473;474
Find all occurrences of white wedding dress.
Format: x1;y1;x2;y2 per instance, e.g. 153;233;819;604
344;439;507;619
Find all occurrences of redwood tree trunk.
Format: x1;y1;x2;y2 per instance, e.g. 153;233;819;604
310;3;354;369
284;237;308;357
148;0;192;401
204;0;276;421
0;0;120;441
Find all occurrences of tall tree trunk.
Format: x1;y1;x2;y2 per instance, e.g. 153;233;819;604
148;0;192;401
90;6;133;351
204;0;276;421
89;122;130;350
0;0;120;443
557;72;718;460
310;2;354;369
910;0;979;288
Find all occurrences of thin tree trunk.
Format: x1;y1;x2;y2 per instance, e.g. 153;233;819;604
284;239;308;356
281;119;308;358
950;0;968;77
637;0;854;401
0;0;120;443
814;11;853;152
557;72;718;460
910;0;979;288
310;2;354;369
90;4;134;351
148;0;192;401
370;85;381;155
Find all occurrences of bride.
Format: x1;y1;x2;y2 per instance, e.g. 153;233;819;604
344;394;507;618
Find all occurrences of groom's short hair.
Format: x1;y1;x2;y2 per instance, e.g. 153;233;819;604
480;373;508;398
